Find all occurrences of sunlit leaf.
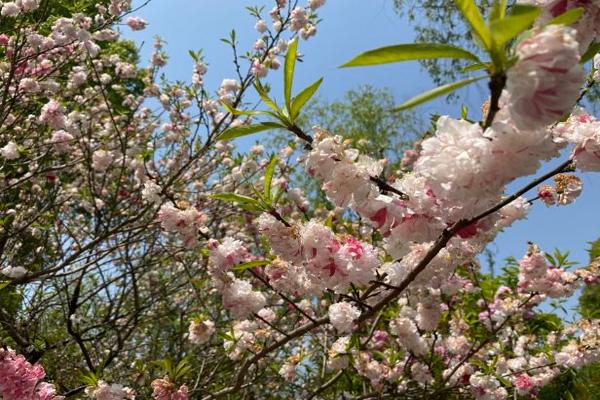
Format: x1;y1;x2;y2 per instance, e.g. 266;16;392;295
284;38;298;111
548;7;584;26
581;41;600;64
264;155;277;200
218;122;284;141
254;81;282;114
454;0;493;50
290;77;323;120
489;0;508;22
341;43;480;67
491;5;541;47
211;193;259;205
462;62;489;72
233;260;271;272
392;75;486;111
221;102;265;116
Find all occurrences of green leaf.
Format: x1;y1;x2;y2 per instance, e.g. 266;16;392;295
565;390;575;400
581;41;600;64
264;155;277;200
548;7;584;26
238;202;265;212
489;0;508;22
284;38;298;111
454;0;493;50
254;81;282;115
221;102;265;116
0;281;9;291
211;193;259;205
491;5;541;47
588;238;600;260
290;77;323;120
462;62;489;72
340;43;480;67
80;372;99;387
233;260;271;272
392;75;487;111
218;122;284;141
272;187;285;206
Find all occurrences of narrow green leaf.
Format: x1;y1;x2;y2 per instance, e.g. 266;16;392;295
233;260;271;272
272;187;285;206
581;41;600;64
263;155;277;200
218;122;283;141
489;0;508;22
491;5;541;47
462;62;489;72
254;81;281;114
0;281;9;290
341;43;480;68
548;7;584;26
284;38;298;111
290;77;323;120
221;102;265;116
211;193;259;205
454;0;493;50
392;75;486;111
565;390;575;400
238;202;265;212
588;238;600;260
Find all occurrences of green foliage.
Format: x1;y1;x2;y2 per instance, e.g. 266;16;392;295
454;0;494;50
290;78;323;120
219;122;285;141
393;75;487;111
579;238;600;319
263;155;278;200
393;0;498;87
341;43;480;67
345;0;546;110
490;4;541;47
284;38;298;111
547;7;584;26
233;260;272;272
539;367;600;400
538;239;600;400
582;42;600;64
219;40;323;143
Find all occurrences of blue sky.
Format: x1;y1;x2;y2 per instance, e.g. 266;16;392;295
125;0;599;313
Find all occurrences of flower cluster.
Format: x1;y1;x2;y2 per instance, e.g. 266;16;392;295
150;378;188;400
85;381;136;400
188;318;215;345
505;25;584;129
0;349;63;400
157;203;208;248
258;214;380;294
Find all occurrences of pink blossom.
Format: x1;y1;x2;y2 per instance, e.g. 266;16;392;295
328;302;360;334
126;17;147;31
188;319;215;345
0;349;63;400
39;100;66;129
514;373;535;395
505;25;584;129
151;378;188;400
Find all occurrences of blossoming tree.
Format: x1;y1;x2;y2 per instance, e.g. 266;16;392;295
1;0;600;399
